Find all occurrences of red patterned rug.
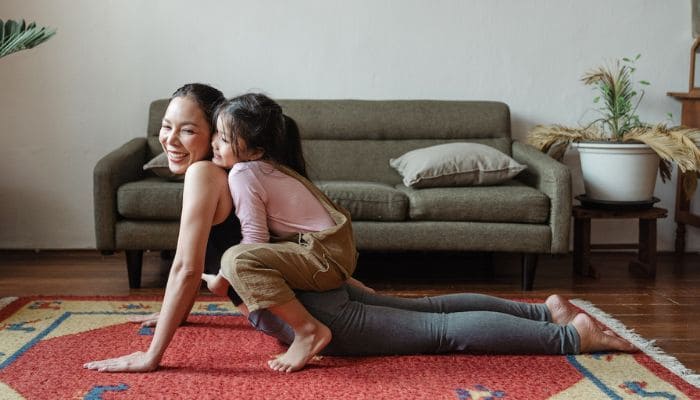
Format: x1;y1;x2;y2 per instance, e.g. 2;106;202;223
0;296;697;399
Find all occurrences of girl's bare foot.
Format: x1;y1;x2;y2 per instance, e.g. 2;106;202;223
572;313;636;353
545;294;578;325
267;320;331;373
201;273;229;297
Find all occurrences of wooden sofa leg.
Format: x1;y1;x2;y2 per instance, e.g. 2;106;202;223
125;250;143;289
521;253;538;291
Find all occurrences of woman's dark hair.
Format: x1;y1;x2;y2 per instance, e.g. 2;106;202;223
171;83;225;132
216;93;307;178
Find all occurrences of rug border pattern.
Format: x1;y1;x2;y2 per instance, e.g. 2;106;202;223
571;298;700;388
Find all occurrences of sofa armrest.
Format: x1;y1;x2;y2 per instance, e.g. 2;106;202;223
512;141;571;253
93;138;148;250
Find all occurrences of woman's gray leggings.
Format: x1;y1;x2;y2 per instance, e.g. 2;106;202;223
247;284;581;356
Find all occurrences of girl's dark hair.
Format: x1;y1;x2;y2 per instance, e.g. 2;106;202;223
216;93;307;178
171;83;225;132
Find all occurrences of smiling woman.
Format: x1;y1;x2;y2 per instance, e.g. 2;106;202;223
159;85;222;175
88;82;239;372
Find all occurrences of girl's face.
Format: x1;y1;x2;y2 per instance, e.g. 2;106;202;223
211;115;263;168
159;96;212;175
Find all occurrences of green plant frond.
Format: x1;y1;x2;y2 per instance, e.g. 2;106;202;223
0;19;56;59
579;58;646;140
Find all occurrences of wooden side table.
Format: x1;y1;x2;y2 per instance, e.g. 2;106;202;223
572;206;668;278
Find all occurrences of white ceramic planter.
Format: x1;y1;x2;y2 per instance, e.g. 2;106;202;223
573;142;660;202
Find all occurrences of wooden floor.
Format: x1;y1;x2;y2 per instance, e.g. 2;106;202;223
0;249;698;372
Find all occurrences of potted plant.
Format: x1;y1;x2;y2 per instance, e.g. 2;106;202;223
0;19;56;59
528;55;700;204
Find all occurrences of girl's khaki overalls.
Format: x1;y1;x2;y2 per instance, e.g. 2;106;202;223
220;164;358;312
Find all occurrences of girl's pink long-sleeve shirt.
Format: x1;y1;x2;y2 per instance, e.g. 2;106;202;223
228;161;335;244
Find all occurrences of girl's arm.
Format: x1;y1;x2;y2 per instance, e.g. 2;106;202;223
84;162;231;372
229;166;269;244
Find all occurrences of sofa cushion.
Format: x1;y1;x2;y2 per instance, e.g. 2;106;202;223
389;143;526;188
118;178;183;220
302;138;513;184
397;180;549;223
315;181;408;221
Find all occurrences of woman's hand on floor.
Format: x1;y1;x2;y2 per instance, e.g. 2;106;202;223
127;312;160;327
83;351;160;373
127;312;190;327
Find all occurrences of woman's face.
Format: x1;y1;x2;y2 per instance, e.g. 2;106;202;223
159;96;212;175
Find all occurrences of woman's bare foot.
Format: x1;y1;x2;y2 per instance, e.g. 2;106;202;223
572;313;636;353
545;294;579;325
267;320;331;373
201;273;229;297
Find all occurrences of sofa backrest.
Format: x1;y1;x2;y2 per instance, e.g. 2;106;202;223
147;99;512;184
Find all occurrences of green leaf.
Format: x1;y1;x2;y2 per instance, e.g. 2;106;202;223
623;57;631;62
593;96;600;103
635;53;641;60
0;19;56;59
639;80;650;85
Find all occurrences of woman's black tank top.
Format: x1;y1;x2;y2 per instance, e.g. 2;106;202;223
205;210;243;304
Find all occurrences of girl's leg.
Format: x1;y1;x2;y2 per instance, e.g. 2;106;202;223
266;298;332;373
220;242;343;372
220;241;345;311
201;272;230;297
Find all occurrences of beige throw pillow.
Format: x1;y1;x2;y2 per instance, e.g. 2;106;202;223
143;152;185;181
389;143;526;188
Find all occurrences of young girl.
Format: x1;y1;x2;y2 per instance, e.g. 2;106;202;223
202;93;360;373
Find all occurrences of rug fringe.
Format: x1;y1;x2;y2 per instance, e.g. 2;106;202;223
571;298;700;388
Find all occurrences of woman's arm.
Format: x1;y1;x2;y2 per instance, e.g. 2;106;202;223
84;162;231;372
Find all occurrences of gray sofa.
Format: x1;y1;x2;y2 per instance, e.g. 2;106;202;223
94;99;571;290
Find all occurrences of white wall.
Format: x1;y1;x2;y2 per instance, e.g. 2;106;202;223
1;0;698;251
